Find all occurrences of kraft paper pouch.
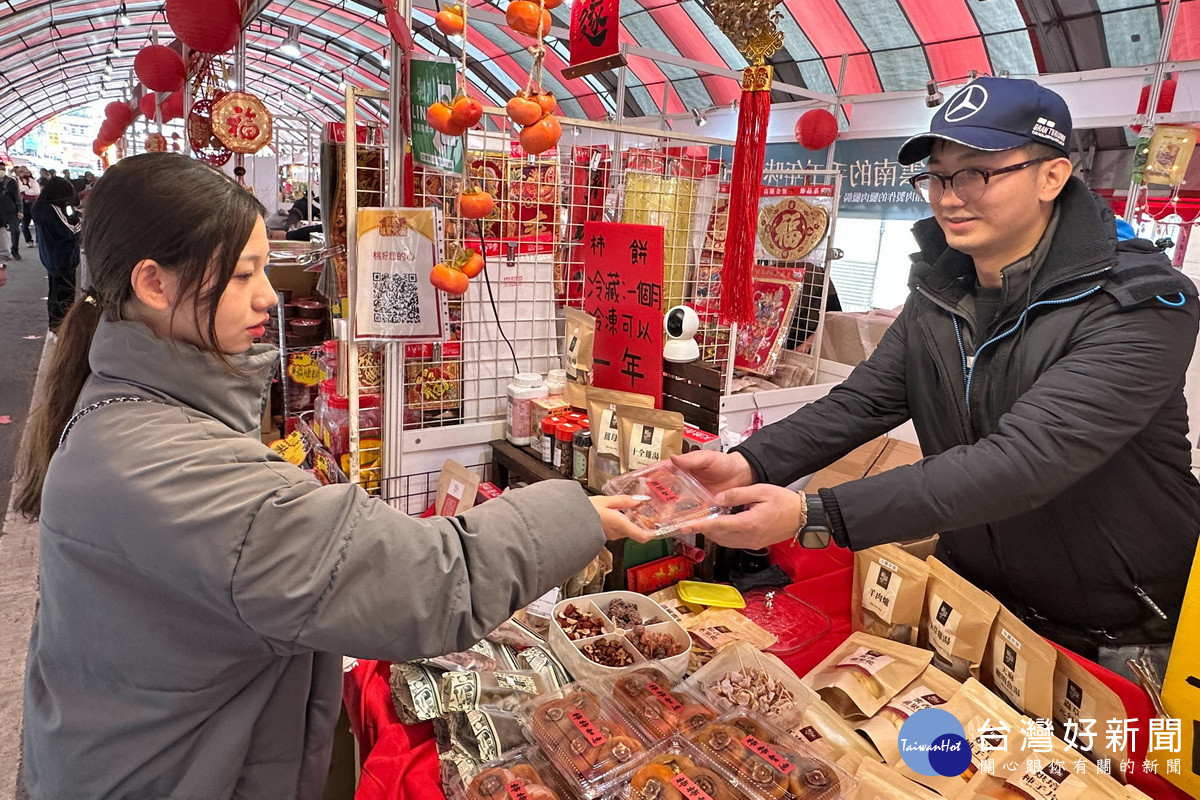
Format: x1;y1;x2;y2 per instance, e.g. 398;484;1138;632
683;607;778;671
618;405;685;473
439;670;551;714
896;678;1027;795
961;743;1095;800
564;307;595;380
802;632;933;720
564;377;588;411
789;691;885;764
436;460;481;516
856;664;961;764
586;387;654;490
983;606;1057;721
852;757;944;800
854;544;930;646
1052;653;1128;779
920;558;1001;682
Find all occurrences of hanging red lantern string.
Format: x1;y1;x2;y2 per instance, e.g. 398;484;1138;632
105;101;133;129
161;91;185;122
135;45;186;93
139;92;160;120
165;0;241;55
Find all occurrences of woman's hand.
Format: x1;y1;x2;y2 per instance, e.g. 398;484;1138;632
670;450;754;496
589;495;657;543
684;484;808;550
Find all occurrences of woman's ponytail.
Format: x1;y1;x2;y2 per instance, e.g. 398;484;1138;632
13;295;102;520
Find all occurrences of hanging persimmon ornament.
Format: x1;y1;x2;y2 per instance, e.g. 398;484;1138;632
145;133;169;152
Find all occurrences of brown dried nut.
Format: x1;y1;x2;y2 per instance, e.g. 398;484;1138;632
555;603;606;641
580;639;635;667
627;625;684;660
607;598;644;628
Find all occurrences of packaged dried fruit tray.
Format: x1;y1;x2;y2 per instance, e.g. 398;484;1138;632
602;735;756;800
604;665;720;742
685;641;809;723
455;746;574;800
601;461;727;537
525;685;648;799
549;591;691;683
687;712;854;800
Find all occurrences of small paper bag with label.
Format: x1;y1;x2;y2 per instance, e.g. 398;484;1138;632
920;557;1001;682
960;742;1093;800
1052;653;1128;779
436;460;481;516
802;632;932;720
852;756;944;800
854;544;930;646
896;677;1028;795
856;664;962;764
617;405;685;473
438;669;550;714
564;307;595;380
585;387;655;491
982;606;1057;721
788;689;886;764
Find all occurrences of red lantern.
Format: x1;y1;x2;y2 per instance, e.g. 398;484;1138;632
93;140;108;157
99;118;124;144
165;0;241;54
139;92;160;120
794;108;838;151
1132;78;1178;134
162;92;185;121
105;101;133;128
134;45;186;93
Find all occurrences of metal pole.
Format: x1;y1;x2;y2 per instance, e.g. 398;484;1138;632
823;53;847;172
235;22;247;175
345;86;361;487
1124;0;1182;224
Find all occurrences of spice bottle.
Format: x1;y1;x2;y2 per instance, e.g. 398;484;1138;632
572;429;592;484
540;416;562;464
505;373;548;446
554;422;580;477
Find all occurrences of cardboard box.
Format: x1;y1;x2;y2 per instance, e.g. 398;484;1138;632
683;423;721;453
804;436;921;492
867;438;923;477
530;397;571;452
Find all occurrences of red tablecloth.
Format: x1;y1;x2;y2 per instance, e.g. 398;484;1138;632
342;543;1184;799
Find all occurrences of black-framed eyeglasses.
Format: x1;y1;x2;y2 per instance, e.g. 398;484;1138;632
908;157;1053;204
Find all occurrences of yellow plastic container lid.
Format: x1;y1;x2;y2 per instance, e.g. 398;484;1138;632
676;580;746;609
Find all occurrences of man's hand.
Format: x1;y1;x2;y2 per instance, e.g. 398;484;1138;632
684;484;808;550
670;450;754;496
589;495;657;543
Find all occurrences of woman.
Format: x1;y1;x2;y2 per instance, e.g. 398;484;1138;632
16;166;40;244
30;176;80;332
15;153;649;799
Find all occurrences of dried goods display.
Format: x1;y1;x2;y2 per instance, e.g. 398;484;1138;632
528;689;645;788
619;741;741;800
608;598;660;629
611;667;717;739
556;603;609;641
690;715;844;800
467;763;563;800
602;461;726;537
627;626;685;660
705;666;799;718
580;637;637;667
549;592;692;680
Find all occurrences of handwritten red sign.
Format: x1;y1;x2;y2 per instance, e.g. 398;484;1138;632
506;781;530;800
568;709;608;747
647;683;684;712
583;221;664;405
743;735;794;775
671;773;715;800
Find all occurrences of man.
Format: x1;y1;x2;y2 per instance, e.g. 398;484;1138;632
679;77;1200;677
0;163;22;260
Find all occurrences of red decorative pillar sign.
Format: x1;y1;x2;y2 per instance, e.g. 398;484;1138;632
582;221;664;405
563;0;625;79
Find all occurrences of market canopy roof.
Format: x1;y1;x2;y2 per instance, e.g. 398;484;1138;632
3;0;1198;146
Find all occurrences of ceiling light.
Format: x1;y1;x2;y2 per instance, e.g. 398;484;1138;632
110;42;120;56
228;79;238;90
118;6;131;26
104;60;113;75
381;55;391;70
280;25;302;58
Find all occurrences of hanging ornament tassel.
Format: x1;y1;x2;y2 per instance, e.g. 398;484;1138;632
719;62;772;327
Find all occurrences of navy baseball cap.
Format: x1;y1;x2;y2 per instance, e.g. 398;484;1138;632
897;77;1072;165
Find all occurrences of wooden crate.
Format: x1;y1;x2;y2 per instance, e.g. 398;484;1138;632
662;361;722;433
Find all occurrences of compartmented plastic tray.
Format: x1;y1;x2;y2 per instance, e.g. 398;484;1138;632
602;461;727;537
549;591;692;683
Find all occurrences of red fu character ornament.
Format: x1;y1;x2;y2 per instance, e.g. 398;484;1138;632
211;92;274;155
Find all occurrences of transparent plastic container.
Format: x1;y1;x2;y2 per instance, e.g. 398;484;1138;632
606;665;719;741
602;461;727;538
687;712;853;800
549;591;692;683
740;589;832;656
526;685;647;799
602;735;756;800
457;746;574;800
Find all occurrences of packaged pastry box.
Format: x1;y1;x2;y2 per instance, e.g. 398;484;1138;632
549;591;692;683
601;735;761;800
602;461;727;538
457;746;575;800
603;665;719;742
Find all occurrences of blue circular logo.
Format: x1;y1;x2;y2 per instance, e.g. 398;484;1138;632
897;708;972;777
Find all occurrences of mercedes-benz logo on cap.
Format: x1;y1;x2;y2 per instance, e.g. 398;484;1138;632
943;84;989;123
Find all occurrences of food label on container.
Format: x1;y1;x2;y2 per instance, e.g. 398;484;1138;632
1007;759;1086;800
882;684;949;721
864;561;902;623
495;673;539;694
836;647;895;676
993;635;1027;709
929;595;962;666
287;351;324;386
671;774;715;800
646;477;680;505
508;397;533;439
628;423;665;470
506;781;532;800
742;735;794;774
647;683;684;713
598;405;620;456
568;709;608;746
440;478;466;515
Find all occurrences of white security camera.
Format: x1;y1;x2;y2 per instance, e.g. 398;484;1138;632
663;305;700;363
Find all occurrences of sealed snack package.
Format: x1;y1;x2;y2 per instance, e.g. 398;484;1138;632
787;690;885;764
982;606;1057;721
919;558;1001;682
853;544;930;646
440;670;551;714
445;707;529;764
602;460;727;537
896;678;1027;794
617;406;685;473
391;661;447;723
587;388;655;490
608;666;719;741
682;607;778;671
565;307;595;381
801;632;932;720
851;757;944;800
460;747;572;800
689;711;853;800
688;640;808;722
1052;653;1128;779
608;735;751;800
855;664;961;764
960;742;1095;800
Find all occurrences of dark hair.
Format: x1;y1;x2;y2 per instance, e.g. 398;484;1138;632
14;153;265;520
1021;142;1070;162
31;177;76;223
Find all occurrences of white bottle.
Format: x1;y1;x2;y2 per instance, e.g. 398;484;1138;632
505;373;548;446
545;368;567;398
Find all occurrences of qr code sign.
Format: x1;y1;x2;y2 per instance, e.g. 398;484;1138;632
372;272;421;325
